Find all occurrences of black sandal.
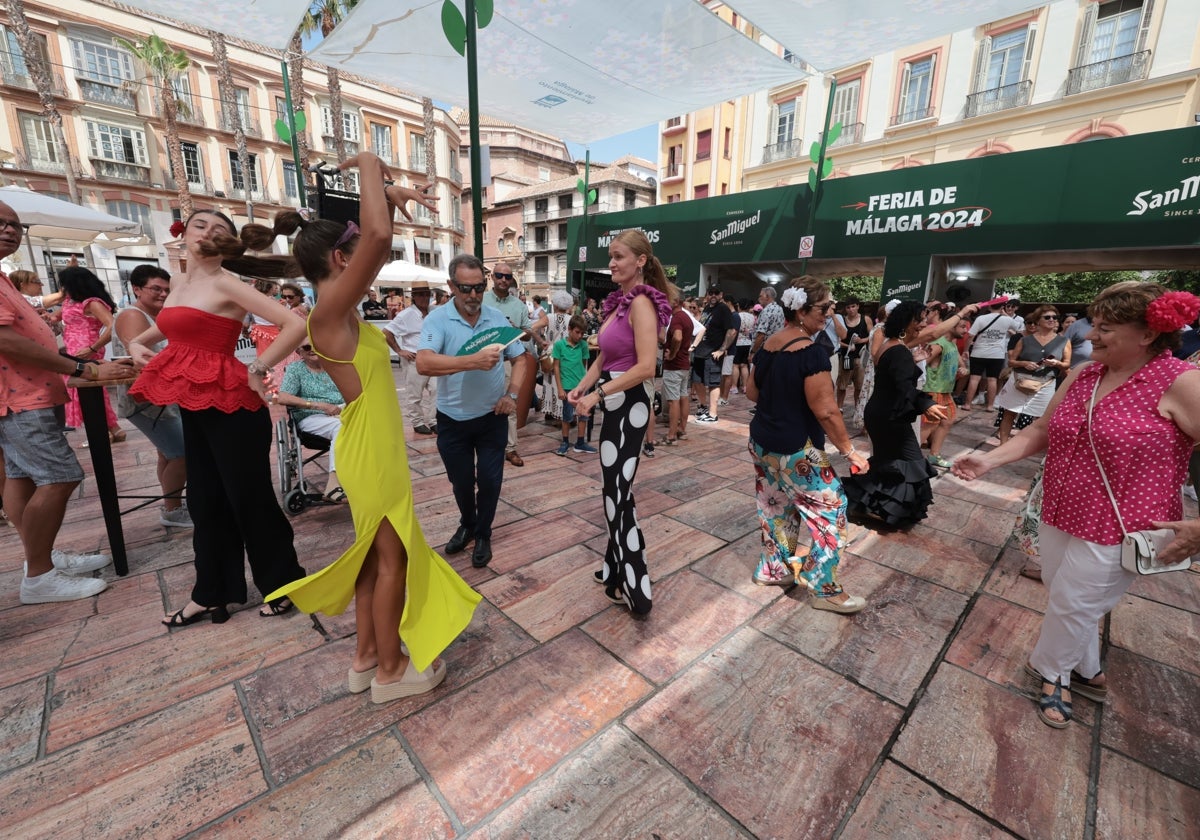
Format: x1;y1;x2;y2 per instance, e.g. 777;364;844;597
1037;678;1072;729
162;604;229;627
259;598;295;617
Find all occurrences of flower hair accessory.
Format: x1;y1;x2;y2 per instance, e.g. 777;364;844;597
169;220;186;238
883;298;902;316
1145;290;1200;332
781;287;808;311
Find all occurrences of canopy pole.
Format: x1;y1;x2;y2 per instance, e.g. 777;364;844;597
574;148;590;295
280;59;307;207
800;78;837;276
466;0;484;260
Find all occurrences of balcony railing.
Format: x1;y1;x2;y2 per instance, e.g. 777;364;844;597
823;122;864;148
1066;51;1151;96
660;162;684;180
165;176;214;194
322;134;359;156
90;158;150;184
78;78;136;110
219;110;262;137
965;80;1031;118
525;237;568;254
154;96;205;127
375;150;395;166
449;164;463;184
2;67;67;95
16;149;67;175
453;218;464;233
762;137;803;164
889;105;936;126
524;205;577;223
229;186;273;203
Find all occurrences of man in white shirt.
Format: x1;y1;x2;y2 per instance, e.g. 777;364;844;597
383;281;438;435
962;301;1023;412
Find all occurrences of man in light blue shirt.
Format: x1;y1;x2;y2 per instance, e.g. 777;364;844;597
417;254;526;568
482;262;545;466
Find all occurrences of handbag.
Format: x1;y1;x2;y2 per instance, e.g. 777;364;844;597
539;350;555;375
1087;379;1192;575
1014;373;1053;394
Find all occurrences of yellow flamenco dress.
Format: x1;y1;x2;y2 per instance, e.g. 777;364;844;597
267;322;480;671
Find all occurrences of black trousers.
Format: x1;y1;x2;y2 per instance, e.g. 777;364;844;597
181;406;305;606
435;410;507;539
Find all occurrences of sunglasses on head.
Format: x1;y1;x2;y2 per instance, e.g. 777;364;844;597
492;272;513;280
456;282;487;295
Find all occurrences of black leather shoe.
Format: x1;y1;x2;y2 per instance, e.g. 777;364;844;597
472;536;492;568
445;525;472;555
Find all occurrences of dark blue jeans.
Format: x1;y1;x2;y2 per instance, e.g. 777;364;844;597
435;410;507;539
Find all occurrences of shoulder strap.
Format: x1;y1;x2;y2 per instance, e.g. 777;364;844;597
979;314;1003;333
1086;377;1127;535
778;335;809;352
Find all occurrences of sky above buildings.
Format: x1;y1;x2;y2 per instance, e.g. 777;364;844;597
566;124;659;166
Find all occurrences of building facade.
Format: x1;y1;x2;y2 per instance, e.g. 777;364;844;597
662;0;1199;199
0;0;465;288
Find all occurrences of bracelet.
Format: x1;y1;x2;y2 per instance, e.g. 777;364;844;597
305;400;313;409
596;385;607;402
248;359;273;377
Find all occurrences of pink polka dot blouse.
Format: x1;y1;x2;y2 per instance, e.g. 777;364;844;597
1042;352;1194;545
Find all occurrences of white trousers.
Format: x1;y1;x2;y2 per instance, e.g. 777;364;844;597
399;356;437;428
1030;524;1134;687
503;358;518;452
297;413;341;472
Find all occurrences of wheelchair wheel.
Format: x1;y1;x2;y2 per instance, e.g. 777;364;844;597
276;419;294;494
284;489;307;515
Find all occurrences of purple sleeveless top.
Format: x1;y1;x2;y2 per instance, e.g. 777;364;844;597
597;284;672;371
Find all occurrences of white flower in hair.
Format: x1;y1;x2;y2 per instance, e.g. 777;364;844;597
883;298;902;315
781;287;808;311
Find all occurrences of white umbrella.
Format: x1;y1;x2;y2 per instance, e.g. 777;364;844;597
0;185;142;240
376;260;450;290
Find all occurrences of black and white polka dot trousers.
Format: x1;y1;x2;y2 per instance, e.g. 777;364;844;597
597;375;652;615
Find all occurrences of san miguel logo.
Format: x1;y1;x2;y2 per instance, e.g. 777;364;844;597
841;185;992;235
1127;175;1200;217
710;210;762;244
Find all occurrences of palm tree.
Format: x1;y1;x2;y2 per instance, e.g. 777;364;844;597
300;0;358;164
209;30;253;219
286;31;311;191
3;0;78;203
116;34;193;219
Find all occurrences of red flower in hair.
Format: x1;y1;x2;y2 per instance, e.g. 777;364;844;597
169;220;186;238
1145;291;1200;332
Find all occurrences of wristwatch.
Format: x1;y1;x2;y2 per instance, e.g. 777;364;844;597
73;359;88;377
506;392;518;401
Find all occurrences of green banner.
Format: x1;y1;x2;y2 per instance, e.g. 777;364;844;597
568;127;1200;281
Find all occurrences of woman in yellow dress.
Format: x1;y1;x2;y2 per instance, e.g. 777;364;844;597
265;152;480;703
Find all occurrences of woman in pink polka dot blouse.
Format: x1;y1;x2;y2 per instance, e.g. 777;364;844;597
953;282;1200;729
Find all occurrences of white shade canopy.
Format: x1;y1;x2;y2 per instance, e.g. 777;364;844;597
0;185;143;242
376;260;450;289
724;0;1046;71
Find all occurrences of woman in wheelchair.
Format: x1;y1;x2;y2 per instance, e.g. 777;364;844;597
265;152;481;703
273;346;346;502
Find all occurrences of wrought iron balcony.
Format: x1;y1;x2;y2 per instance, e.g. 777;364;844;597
16;149;67;175
154;96;205;127
965;80;1032;118
322;134;359;156
90;158;150;184
219;110;262;137
821;122;864;149
1066;51;1150;96
523;205;576;223
78;78;136;110
660;162;684;180
229;187;273;203
164;175;214;194
449;164;463;184
762;137;803;164
453;218;465;233
2;67;66;95
889;106;936;126
525;237;568;254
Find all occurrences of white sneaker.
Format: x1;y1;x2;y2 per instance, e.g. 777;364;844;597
717;398;730;406
50;549;112;575
160;504;194;528
21;569;108;604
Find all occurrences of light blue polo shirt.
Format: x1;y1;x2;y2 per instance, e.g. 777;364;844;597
419;302;525;421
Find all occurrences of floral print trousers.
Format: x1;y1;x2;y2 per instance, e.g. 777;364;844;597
749;439;847;597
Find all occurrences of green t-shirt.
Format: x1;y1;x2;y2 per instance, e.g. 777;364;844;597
923;336;959;394
551;336;589;390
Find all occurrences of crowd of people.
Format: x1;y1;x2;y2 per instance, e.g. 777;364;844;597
2;175;1198;720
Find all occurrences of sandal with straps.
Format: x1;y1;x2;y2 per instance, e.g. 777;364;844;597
1037;678;1072;729
259;598;295;618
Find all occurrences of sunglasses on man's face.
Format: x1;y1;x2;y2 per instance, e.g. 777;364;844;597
456;283;487;295
492;272;514;280
281;294;297;300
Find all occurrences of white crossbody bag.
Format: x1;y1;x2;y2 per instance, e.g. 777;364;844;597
1087;379;1192;575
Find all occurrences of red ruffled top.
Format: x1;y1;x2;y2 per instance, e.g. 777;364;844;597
129;307;262;413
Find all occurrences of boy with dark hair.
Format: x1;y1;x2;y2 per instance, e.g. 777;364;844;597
552;315;595;455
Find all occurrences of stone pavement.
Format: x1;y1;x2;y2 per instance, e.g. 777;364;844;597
1;382;1197;839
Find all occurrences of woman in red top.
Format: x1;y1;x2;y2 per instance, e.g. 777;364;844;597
955;283;1200;728
129;209;308;626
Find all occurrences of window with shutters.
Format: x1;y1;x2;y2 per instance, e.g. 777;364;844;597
966;25;1036;116
20;113;59;165
170;140;205;189
774;100;796;145
695;129;712;161
227;149;259;193
893;55;936;124
87;121;148;164
1068;0;1153;94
